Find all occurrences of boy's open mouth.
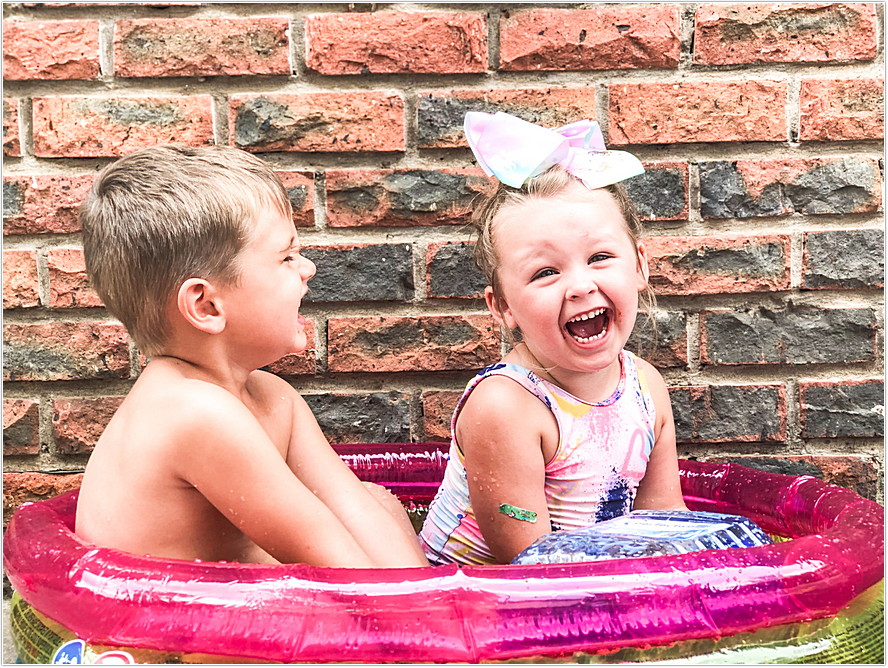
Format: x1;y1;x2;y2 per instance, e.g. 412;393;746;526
565;308;609;343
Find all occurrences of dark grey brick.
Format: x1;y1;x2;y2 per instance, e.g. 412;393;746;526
700;158;880;219
384;170;474;214
304;391;412;443
302;244;414;303
428;242;487;298
2;179;24;218
233;97;328;148
670;385;784;443
716;457;822;479
624;166;687;221
803;229;884;289
627;310;688;368
802;380;884;438
699;161;788;218
702;307;876;365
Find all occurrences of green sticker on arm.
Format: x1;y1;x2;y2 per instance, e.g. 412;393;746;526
498;503;538;523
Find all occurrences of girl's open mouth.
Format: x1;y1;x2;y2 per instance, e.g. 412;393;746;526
565;308;609;343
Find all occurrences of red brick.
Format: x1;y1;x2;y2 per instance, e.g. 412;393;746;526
47;248;103;308
2;250;40;309
305;11;486;75
645;235;791;296
422;390;461;440
265;318;318;376
3;321;130;382
3;399;40;456
115;17;290;78
325;168;492;227
500;5;679;71
3;20;100;80
694;3;878;65
799;78;884;141
52;396;124;455
32;95;214;158
418;88;599;148
3;98;21;156
609;80;787;144
327;314;499;373
3;472;83;528
3;174;94;235
277;171;315;228
230;91;405;153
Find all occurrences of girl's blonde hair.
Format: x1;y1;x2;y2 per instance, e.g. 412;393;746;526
80;144;292;357
471;165;656;343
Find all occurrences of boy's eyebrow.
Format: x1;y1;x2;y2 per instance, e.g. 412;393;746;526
280;235;297;252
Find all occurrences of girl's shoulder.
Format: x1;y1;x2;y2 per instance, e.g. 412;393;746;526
455;366;559;458
624;352;671;427
626;352;667;391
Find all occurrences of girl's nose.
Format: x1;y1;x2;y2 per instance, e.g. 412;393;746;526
565;272;598;300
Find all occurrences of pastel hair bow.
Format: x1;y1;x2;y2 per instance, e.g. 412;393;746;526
464;111;644;190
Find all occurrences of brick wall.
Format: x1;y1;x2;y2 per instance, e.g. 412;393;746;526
3;2;884;522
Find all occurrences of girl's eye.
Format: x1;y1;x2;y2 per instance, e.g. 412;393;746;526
588;253;610;264
531;268;557;281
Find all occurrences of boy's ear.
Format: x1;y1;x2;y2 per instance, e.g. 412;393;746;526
635;241;650;289
177;278;225;335
484;285;517;331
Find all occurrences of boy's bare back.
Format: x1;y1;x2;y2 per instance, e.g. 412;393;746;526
74;145;427;568
77;360;294;564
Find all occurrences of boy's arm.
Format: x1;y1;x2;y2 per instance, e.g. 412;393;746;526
284;391;428;568
455;377;556;564
172;384;382;568
632;360;687;511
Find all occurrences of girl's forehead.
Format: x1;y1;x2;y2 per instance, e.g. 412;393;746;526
493;187;629;241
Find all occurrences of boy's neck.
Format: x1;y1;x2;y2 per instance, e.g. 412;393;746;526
149;342;256;395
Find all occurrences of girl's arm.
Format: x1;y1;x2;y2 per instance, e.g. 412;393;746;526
632;359;687;511
456;376;559;563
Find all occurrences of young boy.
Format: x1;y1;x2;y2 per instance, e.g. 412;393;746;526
75;144;428;568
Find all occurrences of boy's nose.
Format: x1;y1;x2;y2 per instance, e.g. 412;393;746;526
301;255;317;280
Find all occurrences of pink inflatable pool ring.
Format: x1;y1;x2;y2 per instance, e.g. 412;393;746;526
4;443;884;663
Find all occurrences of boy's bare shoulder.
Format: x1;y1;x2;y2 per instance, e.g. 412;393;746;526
133;362;282;432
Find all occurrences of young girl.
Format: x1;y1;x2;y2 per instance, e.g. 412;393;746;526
420;111;687;566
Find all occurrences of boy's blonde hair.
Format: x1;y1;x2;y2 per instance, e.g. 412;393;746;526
471;165;655;342
80;144;292;357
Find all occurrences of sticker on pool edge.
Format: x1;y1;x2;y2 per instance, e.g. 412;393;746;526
53;639;85;664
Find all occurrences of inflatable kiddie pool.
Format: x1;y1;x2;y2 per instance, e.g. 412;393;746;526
4;443;884;664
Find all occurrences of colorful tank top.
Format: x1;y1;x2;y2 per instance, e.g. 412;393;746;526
419;350;657;566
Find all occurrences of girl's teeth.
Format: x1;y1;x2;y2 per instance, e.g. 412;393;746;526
572;327;607;343
568;308;605;324
564;308;608;342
